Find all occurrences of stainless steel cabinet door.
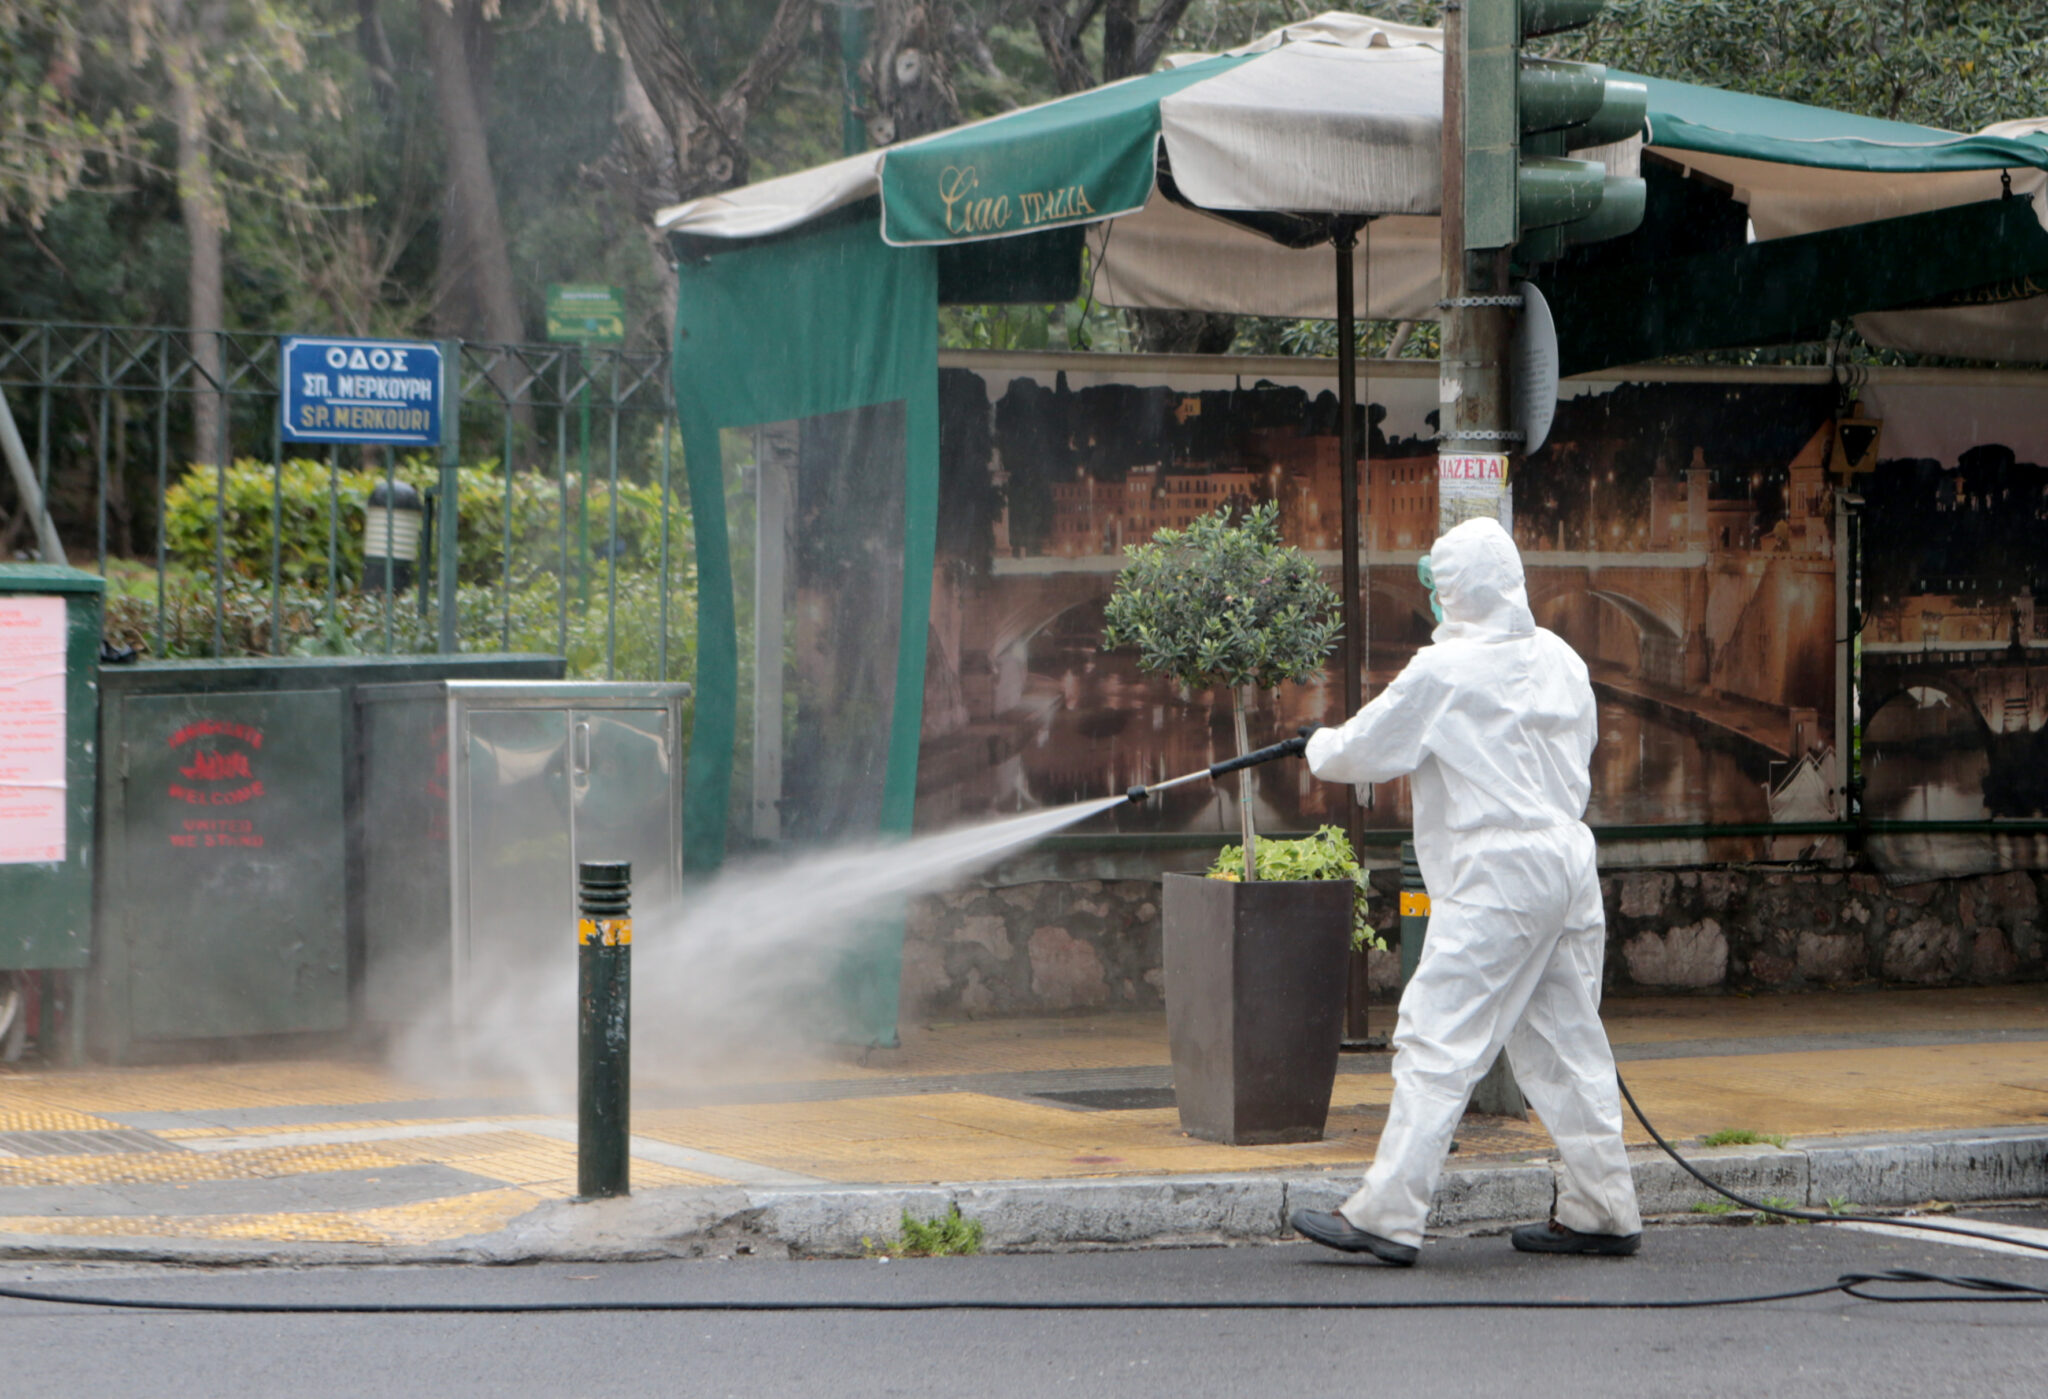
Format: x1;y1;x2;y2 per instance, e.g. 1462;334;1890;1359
568;706;678;915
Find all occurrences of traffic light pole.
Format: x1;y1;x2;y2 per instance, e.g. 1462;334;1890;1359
1439;1;1516;488
1436;1;1524;1107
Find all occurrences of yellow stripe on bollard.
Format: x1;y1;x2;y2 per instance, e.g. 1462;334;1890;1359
1399;891;1431;917
576;918;633;946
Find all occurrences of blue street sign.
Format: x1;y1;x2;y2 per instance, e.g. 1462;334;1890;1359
280;337;443;446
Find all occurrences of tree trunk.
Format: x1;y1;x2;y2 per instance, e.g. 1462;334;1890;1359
609;23;681;346
163;2;227;469
863;1;960;147
609;0;817;343
419;0;524;345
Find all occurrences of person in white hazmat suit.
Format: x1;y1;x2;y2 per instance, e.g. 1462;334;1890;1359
1288;516;1642;1266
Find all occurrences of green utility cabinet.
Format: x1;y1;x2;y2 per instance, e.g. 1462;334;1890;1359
0;565;103;1059
92;653;560;1061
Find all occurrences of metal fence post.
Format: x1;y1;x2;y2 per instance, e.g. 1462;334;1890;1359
438;338;461;653
576;859;632;1199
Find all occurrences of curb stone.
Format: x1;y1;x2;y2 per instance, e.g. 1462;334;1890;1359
1;1131;2043;1266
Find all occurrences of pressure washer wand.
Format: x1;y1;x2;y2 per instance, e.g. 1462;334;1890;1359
1125;729;1318;804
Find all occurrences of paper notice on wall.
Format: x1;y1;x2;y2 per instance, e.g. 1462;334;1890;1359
1437;452;1513;537
0;595;67;864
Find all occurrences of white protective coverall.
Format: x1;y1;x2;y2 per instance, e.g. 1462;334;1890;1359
1306;516;1641;1250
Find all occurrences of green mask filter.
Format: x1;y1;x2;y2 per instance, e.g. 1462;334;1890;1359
1418;553;1443;624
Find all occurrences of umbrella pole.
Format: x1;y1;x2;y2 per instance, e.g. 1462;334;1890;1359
1334;223;1373;1046
1333;225;1365;860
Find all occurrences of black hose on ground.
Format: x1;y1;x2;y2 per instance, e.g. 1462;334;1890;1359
1614;1071;2048;1254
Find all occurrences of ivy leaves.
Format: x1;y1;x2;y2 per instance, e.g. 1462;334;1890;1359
1100;501;1341;694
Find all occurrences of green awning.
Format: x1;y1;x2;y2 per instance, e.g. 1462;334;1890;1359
1636;74;2048;174
878;55;1251;246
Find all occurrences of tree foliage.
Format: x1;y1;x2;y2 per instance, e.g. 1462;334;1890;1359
1101;501;1340;695
1548;0;2048;132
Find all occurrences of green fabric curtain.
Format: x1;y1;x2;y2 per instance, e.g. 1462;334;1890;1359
671;210;939;1044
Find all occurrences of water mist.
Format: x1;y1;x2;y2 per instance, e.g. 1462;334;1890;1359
396;795;1130;1104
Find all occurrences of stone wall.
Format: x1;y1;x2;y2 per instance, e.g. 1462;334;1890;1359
1598;868;2046;994
899;863;2048;1019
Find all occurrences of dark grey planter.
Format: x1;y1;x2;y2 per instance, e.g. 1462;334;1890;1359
1162;872;1354;1145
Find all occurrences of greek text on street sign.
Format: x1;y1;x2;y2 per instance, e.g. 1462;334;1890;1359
280;337;442;446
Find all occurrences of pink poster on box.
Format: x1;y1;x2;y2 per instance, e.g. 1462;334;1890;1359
0;595;67;864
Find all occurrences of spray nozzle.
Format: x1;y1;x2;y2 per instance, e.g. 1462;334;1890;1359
1125;726;1323;804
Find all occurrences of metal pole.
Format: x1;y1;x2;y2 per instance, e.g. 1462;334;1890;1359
556;356;571;658
382;445;395;654
1439;1;1515;511
501;399;515;650
154;339;169;651
325;443;339;636
658;418;672;680
94;336;108;573
578;356;592;608
212;332;228;658
576;859;632;1200
438;339;461;653
1333;227;1367;869
0;387;63;563
605;355;620;680
1335;227;1373;1046
269;342;284;653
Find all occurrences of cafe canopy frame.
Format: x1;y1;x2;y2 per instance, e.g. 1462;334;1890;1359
659;10;2048;1044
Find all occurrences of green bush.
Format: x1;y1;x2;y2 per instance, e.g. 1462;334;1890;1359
1206;826;1386;952
161;456;681;593
102;562;697;683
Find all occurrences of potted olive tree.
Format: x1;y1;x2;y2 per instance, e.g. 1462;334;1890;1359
1102;503;1358;1144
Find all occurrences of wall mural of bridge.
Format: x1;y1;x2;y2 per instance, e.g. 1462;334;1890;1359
909;360;1849;844
1848;377;2048;875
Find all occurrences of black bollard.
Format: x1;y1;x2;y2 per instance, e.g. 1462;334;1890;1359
1397;841;1429;989
1396;842;1527;1119
577;860;632;1199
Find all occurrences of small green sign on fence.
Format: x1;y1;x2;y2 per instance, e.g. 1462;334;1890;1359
546;284;626;344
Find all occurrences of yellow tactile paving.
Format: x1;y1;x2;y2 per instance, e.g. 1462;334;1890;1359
357;1131;725;1195
0;1060;437;1115
0;1143;403;1188
0;1187;543;1246
0;1108;128;1133
1610;1040;2048;1140
640;1012;1181;1093
153;1116;548;1141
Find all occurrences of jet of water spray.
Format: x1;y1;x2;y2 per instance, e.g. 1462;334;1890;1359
413;795;1130;1097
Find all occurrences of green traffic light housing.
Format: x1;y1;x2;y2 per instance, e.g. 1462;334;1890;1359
1462;0;1649;257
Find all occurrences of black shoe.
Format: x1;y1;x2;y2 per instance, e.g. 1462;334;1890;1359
1510;1220;1642;1256
1289;1208;1419;1266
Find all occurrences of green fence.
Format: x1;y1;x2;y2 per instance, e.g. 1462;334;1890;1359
0;322;686;681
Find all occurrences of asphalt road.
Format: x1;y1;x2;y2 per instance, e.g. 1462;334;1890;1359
3;1213;2044;1398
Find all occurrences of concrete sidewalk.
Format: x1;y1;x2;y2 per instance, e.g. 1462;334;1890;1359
1;986;2044;1261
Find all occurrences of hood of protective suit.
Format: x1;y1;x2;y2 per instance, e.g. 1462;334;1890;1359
1428;517;1534;642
